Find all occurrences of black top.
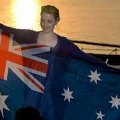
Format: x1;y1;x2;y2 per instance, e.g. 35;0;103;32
0;23;39;44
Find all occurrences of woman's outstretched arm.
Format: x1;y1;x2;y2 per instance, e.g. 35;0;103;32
0;23;38;44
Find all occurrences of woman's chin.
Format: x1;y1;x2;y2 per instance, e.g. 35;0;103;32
43;30;51;33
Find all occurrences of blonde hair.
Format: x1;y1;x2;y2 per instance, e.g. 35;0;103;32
41;5;60;22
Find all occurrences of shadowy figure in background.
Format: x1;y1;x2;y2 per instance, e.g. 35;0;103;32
15;106;43;120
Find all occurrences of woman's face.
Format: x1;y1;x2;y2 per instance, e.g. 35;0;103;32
40;12;58;33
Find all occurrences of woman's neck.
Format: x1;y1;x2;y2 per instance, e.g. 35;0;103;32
40;31;55;37
37;31;58;47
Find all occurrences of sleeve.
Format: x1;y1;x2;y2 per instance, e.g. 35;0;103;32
0;23;38;44
56;36;81;56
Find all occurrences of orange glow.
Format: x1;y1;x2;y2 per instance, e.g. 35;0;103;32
14;0;38;29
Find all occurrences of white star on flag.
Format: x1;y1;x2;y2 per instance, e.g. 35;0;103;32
61;87;74;103
109;95;120;109
88;69;101;84
0;92;10;118
96;111;105;120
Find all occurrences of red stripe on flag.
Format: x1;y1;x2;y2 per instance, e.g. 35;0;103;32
18;68;44;93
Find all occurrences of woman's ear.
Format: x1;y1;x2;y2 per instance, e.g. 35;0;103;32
55;18;59;25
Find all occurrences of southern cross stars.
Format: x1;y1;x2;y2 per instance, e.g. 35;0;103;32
61;87;74;103
109;95;120;109
95;95;120;120
96;111;105;120
0;92;10;117
88;69;101;84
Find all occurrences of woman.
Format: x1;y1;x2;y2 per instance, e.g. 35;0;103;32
0;5;59;45
0;5;81;120
0;5;79;52
38;5;60;47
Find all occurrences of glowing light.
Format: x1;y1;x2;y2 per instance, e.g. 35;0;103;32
14;0;37;29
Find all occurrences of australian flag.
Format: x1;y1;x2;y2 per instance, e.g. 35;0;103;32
0;29;120;120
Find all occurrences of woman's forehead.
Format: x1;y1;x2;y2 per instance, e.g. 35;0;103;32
41;12;55;20
41;12;54;17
